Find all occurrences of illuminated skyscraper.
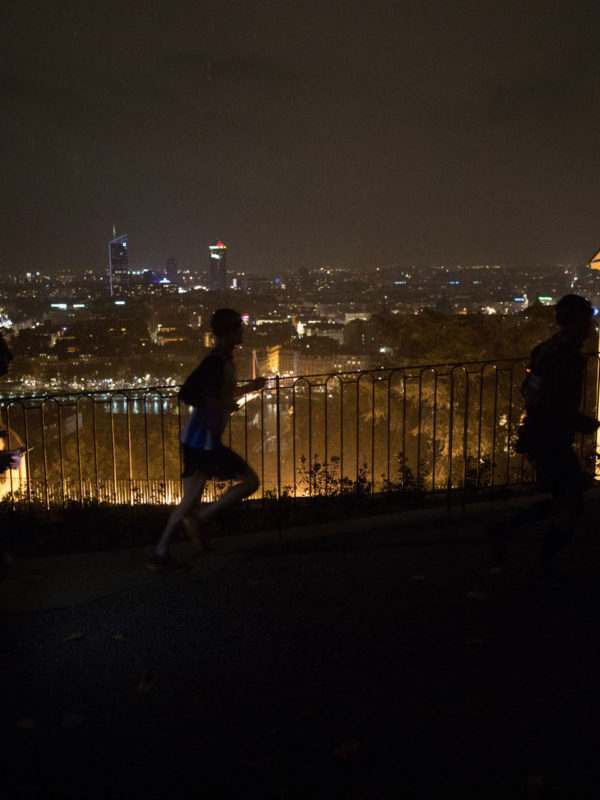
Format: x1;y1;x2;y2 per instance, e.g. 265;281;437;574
109;233;129;296
208;240;227;291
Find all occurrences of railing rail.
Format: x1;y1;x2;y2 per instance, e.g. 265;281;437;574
1;354;598;510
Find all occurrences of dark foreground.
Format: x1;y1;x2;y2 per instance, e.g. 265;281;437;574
2;498;600;799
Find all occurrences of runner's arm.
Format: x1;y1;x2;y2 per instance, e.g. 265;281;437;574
235;377;266;398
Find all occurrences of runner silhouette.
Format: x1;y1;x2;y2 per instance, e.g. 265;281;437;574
147;309;265;572
489;294;598;585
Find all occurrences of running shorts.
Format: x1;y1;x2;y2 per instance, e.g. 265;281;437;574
181;443;250;480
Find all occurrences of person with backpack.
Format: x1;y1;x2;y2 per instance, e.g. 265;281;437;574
147;309;265;572
489;294;598;585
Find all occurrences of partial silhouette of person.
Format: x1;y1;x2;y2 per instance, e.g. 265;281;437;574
0;330;12;374
489;294;598;585
0;328;21;655
147;309;265;572
0;328;20;578
0;329;12;440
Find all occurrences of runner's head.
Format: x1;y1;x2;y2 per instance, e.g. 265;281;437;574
211;308;244;348
556;294;594;343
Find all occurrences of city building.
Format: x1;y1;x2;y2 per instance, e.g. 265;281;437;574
208;240;227;291
109;234;129;295
166;257;178;284
155;323;188;347
257;344;372;377
245;276;281;294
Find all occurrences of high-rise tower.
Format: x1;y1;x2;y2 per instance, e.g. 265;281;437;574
109;233;129;296
166;257;178;284
208;240;227;291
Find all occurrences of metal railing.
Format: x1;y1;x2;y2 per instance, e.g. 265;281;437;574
1;354;598;510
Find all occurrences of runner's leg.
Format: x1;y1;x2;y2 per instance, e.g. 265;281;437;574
538;447;584;569
538;498;582;569
153;471;207;557
195;467;259;524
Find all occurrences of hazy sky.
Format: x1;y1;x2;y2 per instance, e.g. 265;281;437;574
3;0;600;274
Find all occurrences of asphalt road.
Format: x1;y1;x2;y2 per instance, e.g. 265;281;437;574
3;503;600;799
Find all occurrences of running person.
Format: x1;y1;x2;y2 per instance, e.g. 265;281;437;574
489;294;598;583
147;309;265;572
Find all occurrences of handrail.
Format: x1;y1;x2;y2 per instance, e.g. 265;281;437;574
0;354;597;511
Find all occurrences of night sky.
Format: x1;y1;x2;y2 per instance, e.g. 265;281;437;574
3;0;600;275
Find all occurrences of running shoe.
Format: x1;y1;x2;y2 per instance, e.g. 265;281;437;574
523;563;569;589
146;553;190;573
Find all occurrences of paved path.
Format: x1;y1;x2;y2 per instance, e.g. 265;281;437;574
2;494;600;798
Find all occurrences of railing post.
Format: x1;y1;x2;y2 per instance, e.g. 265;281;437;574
275;374;281;500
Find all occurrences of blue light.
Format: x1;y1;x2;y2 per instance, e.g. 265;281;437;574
514;297;524;302
593;306;599;316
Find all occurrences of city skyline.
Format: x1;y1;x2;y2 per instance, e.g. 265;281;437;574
4;1;600;275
